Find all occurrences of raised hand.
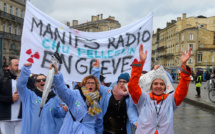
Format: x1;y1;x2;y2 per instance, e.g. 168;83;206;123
49;64;59;74
24;63;32;67
153;65;160;70
139;44;147;62
181;47;192;67
93;59;100;68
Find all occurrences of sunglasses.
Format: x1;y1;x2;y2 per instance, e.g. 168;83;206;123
36;78;46;82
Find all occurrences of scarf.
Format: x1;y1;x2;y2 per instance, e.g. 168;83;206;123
81;87;101;116
33;87;56;104
149;92;169;104
112;85;129;100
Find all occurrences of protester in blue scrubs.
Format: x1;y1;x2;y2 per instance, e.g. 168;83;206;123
51;63;103;134
16;63;66;134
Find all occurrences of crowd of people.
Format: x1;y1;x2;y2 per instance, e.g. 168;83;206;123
0;44;193;134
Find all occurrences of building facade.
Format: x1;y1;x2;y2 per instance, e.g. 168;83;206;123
67;14;121;32
152;13;215;77
0;0;26;67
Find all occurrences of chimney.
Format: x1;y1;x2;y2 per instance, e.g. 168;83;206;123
100;14;103;20
108;16;115;20
182;13;186;20
66;21;70;27
92;16;97;22
72;20;78;26
97;14;100;21
177;17;181;21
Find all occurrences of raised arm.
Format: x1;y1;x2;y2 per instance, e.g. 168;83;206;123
174;47;192;106
91;59;110;96
128;44;147;104
16;63;33;100
51;64;76;105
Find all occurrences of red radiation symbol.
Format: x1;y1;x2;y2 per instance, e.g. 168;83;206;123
26;49;40;63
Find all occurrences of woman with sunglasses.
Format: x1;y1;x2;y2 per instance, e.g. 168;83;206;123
128;44;192;134
92;60;136;134
16;63;67;134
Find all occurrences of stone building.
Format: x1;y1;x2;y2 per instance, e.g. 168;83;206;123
66;14;121;32
0;0;26;67
152;13;215;77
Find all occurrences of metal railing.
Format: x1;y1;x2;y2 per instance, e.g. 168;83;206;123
0;31;21;41
0;10;24;24
196;62;214;66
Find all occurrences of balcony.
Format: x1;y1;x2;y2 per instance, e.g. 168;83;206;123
152;50;156;53
196;62;214;66
166;53;174;57
0;10;24;24
0;31;21;41
157;46;165;50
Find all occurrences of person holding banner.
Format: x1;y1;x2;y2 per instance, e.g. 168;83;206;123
16;63;67;134
51;63;103;134
91;60;135;134
128;44;192;134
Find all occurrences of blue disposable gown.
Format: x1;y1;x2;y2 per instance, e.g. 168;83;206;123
53;72;103;134
16;65;66;134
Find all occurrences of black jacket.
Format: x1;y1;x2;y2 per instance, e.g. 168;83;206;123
0;70;22;120
205;73;210;80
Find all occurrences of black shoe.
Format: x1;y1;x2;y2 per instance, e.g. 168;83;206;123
195;95;201;98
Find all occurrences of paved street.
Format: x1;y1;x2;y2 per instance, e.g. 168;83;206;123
173;82;215;109
173;81;215;134
174;102;215;134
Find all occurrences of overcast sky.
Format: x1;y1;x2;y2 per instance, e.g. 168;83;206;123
30;0;215;31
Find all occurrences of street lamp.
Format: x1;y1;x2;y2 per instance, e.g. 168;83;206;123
212;56;214;73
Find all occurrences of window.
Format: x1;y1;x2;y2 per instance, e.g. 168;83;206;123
189;44;193;54
21;10;24;18
20;29;22;35
3;3;7;12
190;33;193;40
176;45;179;52
188;58;192;64
15;25;18;35
3;22;6;32
9;24;12;33
15;8;19;16
182;34;184;41
198;53;202;62
10;5;13;14
10;44;16;50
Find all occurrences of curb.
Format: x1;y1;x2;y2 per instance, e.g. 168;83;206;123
184;98;215;112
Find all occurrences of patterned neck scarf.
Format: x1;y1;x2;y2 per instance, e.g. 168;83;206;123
81;86;101;116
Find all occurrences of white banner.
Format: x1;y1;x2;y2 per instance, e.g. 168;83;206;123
19;1;153;83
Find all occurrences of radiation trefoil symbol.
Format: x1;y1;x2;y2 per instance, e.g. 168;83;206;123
26;49;40;63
